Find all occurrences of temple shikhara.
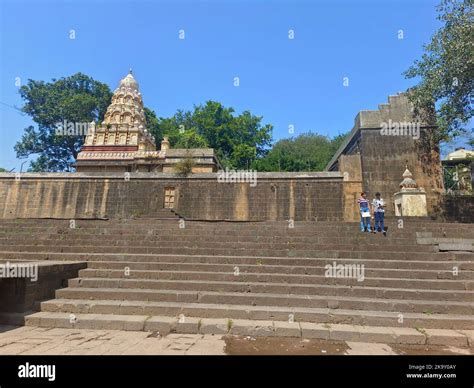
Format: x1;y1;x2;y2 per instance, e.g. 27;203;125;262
76;71;220;173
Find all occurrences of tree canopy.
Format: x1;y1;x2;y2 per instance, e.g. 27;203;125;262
253;132;347;172
404;0;473;143
152;101;273;169
15;73;113;172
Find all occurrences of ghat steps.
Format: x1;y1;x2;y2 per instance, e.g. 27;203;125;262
0;218;472;344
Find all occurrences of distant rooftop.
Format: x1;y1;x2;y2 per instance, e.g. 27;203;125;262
445;147;474;161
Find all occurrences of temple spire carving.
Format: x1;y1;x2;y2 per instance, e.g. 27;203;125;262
82;71;155;150
76;71;220;173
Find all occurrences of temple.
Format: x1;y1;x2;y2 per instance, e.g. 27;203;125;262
76;71;220;173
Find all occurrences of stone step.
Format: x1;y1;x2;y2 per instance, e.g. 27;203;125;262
1;226;471;238
4;218;473;341
67;277;474;300
0;245;459;260
77;268;474;289
1;234;470;247
2;218;471;228
0;225;471;239
0;222;416;230
0;239;437;253
3;228;472;238
38;299;474;330
0;237;440;248
0;236;403;244
0;236;434;253
0;233;431;245
24;311;473;345
1;252;472;269
81;262;474;280
55;287;474;314
137;209;180;219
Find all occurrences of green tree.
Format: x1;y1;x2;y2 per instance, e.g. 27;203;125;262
144;107;162;142
151;110;208;149
15;73;113;171
0;168;8;172
15;74;162;172
404;0;473;143
253;132;347;172
152;101;273;169
174;129;209;149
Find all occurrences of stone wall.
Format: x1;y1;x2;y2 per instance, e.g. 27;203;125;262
0;261;86;315
176;177;343;221
326;93;444;216
338;155;364;221
442;195;474;223
360;128;443;215
0;172;344;221
339;154;362;182
342;181;364;221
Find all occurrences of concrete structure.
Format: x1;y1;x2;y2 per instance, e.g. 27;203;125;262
393;166;428;217
326;93;444;216
76;72;220;173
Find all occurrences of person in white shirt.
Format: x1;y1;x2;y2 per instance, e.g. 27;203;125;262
371;192;386;235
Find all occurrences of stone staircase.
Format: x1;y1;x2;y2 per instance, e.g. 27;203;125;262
0;218;472;345
136;208;180;220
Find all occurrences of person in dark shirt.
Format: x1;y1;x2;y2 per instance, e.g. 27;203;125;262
357;192;371;232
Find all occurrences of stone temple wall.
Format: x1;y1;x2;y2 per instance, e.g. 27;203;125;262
0;172;345;221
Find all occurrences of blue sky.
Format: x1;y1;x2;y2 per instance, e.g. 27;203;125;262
0;0;467;171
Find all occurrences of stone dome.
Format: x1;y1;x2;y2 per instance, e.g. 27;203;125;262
119;72;139;90
400;166;418;189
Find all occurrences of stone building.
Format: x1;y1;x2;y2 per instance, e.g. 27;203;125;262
325;93;445;216
76;71;221;173
442;147;473;194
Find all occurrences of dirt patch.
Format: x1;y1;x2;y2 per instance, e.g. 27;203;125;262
224;336;349;355
223;335;473;355
390;344;472;356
